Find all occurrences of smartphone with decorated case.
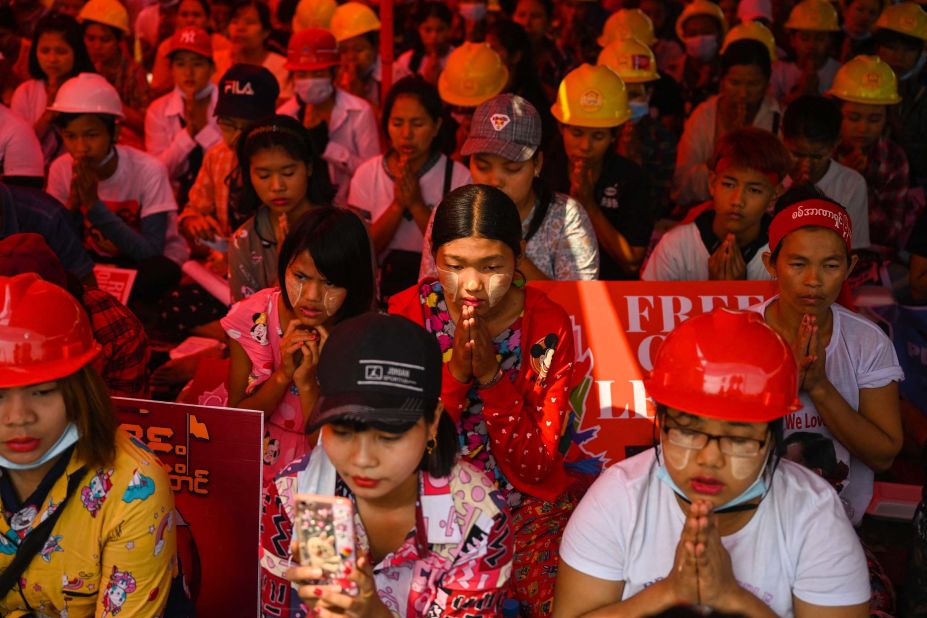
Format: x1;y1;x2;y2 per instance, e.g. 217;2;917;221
293;494;357;595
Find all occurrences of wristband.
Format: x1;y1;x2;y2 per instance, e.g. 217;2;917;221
477;365;504;389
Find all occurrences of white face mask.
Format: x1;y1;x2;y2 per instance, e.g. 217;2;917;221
459;2;487;22
179;82;215;101
295;77;334;105
684;34;719;62
0;422;80;471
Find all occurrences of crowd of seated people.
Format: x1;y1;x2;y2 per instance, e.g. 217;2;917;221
0;0;926;614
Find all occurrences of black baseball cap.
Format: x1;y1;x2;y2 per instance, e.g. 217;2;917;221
214;64;280;121
306;313;442;433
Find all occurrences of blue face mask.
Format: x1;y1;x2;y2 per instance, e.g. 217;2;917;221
655;447;769;513
629;100;650;122
0;422;80;471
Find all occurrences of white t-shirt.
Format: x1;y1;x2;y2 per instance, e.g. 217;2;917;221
0;104;44;178
782;160;870;249
770;57;841;104
9;79;61;164
641;222;772;281
47;145;189;265
348;153;470;258
560;449;870;618
750;297;904;525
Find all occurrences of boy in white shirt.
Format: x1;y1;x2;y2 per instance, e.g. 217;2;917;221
46;73;188;302
145;26;221;204
643;127;789;281
780;94;871;249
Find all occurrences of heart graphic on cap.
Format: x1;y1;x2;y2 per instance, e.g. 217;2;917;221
631;54;651;70
490;113;511;131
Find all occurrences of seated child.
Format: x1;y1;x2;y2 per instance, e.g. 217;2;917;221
45;73;188;302
831;55;911;252
780;94;871;248
643;127;789;281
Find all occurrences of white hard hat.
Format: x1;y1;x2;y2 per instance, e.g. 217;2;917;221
47;73;125;118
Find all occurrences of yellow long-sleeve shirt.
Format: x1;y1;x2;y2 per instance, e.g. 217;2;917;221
0;429;177;618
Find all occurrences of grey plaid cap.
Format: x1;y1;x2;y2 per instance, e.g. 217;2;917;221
461;94;541;162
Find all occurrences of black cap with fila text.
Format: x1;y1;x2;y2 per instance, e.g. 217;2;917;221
215;64;280;121
306;313;442;433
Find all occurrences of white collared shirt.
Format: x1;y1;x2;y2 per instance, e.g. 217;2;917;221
277;87;381;205
672;94;782;206
144;84;222;189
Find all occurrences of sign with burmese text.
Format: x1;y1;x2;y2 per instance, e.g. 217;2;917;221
530;280;778;469
113;398;264;617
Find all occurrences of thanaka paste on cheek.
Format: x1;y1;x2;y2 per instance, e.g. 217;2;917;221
436;268;459;301
486;273;511;307
322;289;345;317
285;275;303;308
663;444;692;470
729;453;761;480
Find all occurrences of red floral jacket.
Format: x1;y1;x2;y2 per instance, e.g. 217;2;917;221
390;281;576;502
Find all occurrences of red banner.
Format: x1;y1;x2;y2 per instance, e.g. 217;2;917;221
113;397;264;617
531;280;778;469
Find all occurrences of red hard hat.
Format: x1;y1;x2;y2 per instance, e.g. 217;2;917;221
645;308;800;422
286;28;340;72
0;274;101;388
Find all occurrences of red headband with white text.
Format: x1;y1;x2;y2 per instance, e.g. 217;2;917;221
768;199;853;253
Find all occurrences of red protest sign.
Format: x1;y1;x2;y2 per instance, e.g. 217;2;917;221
531;280;778;469
93;265;137;305
113;397;264;616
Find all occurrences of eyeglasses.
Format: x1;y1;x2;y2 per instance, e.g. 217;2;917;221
661;420;768;457
218;119;250;133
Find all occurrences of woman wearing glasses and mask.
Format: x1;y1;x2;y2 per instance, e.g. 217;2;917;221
553;308;870;618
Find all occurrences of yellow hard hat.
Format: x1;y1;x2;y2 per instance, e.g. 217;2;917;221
875;2;927;40
78;0;130;34
675;0;728;41
828;55;901;105
598;9;656;48
551;63;631;128
785;0;841;32
721;21;777;61
292;0;336;32
438;42;509;108
598;36;659;83
329;2;380;43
